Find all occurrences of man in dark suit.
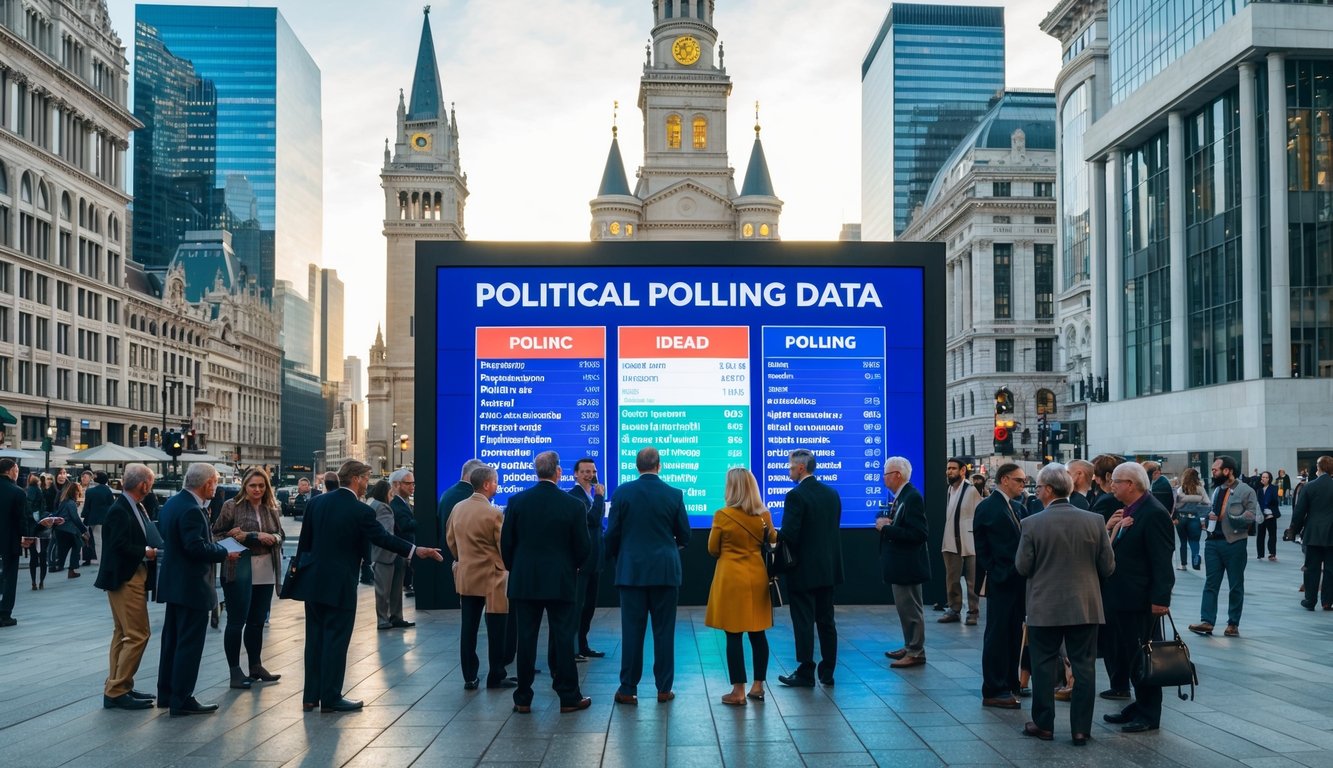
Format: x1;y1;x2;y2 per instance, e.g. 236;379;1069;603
974;462;1029;706
1291;455;1333;610
438;458;486;549
501;451;591;713
155;463;238;716
0;458;31;628
1068;460;1095;510
1144;461;1175;519
569;457;606;659
1101;462;1175;734
777;448;844;686
96;463;161;710
606;446;690;702
82;470;115;564
294;460;444;712
290;476;314;519
389;468;419;603
877;456;930;670
1016;463;1115;746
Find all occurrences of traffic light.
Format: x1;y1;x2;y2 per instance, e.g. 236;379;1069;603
166;431;184;458
399;435;409;453
993;417;1015;455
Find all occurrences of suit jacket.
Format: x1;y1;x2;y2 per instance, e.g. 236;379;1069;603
95;493;158;594
1211;479;1259;543
1103;493;1176;614
155;490;229;610
0;476;29;558
941;480;979;556
1292;473;1333;547
368;500;400;565
1070;491;1092;511
446;492;508;612
82;482;115;527
878;482;930;585
779;475;844;590
1016;501;1115;626
437;480;474;550
295;488;414;610
1091;489;1121;522
974;490;1026;591
501;481;589;601
390;495;417;544
1150;475;1175;517
605;473;690;587
569;483;606;572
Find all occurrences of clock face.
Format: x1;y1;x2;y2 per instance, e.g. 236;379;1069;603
672;35;701;66
410;132;432;152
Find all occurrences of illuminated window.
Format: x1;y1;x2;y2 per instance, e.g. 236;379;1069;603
693;116;707;149
609;221;621;236
626;223;634;236
666;115;681;149
742;223;754;238
759;223;770;237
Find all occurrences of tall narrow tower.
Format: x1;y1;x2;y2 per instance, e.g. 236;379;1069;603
367;5;467;471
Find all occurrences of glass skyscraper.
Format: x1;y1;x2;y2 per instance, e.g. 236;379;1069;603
861;3;1006;239
132;5;322;297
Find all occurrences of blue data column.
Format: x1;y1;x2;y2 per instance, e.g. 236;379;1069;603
475;327;606;506
761;327;888;526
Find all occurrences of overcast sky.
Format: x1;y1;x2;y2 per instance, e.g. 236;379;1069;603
107;0;1061;370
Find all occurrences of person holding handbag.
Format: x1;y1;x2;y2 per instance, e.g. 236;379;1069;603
704;467;776;706
212;467;285;689
1173;468;1208;571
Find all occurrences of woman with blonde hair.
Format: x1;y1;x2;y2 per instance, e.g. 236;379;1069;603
213;466;285;689
705;467;776;705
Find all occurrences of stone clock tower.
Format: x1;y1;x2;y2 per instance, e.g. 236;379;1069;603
591;0;781;241
367;6;467;472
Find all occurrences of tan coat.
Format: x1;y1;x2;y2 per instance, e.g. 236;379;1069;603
705;507;775;633
445;493;508;613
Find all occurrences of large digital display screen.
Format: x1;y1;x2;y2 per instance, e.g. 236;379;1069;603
428;244;937;529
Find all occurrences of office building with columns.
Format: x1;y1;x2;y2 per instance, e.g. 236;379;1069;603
1044;0;1333;476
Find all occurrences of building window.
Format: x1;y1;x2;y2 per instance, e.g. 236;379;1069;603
666;114;682;149
1036;339;1054;372
1035;215;1053;225
993;181;1011;197
1122;131;1172;397
993;243;1012;320
0;307;8;342
996;339;1014;372
1035;388;1056;414
993;215;1011;224
1035;243;1054;320
1286;59;1333;379
693;116;707;149
1034;181;1054;197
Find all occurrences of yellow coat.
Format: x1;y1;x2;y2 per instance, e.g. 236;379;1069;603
705;507;776;633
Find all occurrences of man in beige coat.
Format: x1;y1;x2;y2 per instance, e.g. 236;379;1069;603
940;458;981;624
445;464;513;690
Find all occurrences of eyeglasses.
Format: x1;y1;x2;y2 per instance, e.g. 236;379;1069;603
1111;478;1135;485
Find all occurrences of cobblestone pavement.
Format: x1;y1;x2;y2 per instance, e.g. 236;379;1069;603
1;532;1330;767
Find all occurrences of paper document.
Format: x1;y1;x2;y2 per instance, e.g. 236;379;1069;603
219;537;248;554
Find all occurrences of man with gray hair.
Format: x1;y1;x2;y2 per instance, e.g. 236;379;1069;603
96;463;161;710
1016;463;1115;745
439;458;488;555
778;448;844;687
878;456;930;670
389;468;418;603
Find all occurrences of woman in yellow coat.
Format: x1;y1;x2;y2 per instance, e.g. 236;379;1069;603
705;467;776;705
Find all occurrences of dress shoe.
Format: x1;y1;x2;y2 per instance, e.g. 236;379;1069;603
1224;625;1240;637
1301;599;1316;610
249;665;281;682
170;699;219;716
964;615;978;626
512;704;532;714
937;611;961;624
819;676;835;687
747;690;765;702
302;702;317;712
778;674;815;687
1177;564;1186;570
463;679;479;691
884;648;908;660
486;679;518;689
657;691;675;702
1325;605;1333;611
560;697;593;712
575;654;588;663
1188;621;1214;636
613;693;638;705
1269;555;1278;562
1099;689;1131;700
229;667;254;689
578;648;606;658
982;696;1021;709
320;697;364;713
67;570;80;578
932;603;945;611
128;690;155;701
1053;686;1072;702
103;694;153;710
1102;711;1135;724
1121;719;1159;733
890;655;926;669
1015;687;1031;698
0;617;17;627
377;624;393;631
1072;733;1090;746
391;619;415;628
1021;722;1054;741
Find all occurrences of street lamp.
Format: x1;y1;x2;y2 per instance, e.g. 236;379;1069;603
391;421;398;469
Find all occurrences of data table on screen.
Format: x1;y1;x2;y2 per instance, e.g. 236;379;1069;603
617;326;750;515
474;326;606;494
761;326;889;516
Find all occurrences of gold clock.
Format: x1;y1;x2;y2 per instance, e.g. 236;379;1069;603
410;132;433;152
672;35;701;66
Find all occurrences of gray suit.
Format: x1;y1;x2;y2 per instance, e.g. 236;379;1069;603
368;499;405;627
1016;500;1116;738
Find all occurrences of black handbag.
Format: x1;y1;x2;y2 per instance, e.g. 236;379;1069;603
278;512;315;601
1132;611;1198;700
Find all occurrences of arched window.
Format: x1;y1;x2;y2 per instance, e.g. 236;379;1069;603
693;116;707;149
37;181;48;211
759;223;770;237
950;398;956;420
60;192;70;219
666;115;682;149
665;0;673;18
0;160;8;194
20;172;32;203
952;438;957;456
969;391;975;415
1036;389;1057;415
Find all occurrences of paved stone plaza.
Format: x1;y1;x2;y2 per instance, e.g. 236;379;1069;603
1;534;1331;767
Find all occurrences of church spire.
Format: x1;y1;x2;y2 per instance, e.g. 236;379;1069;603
741;102;776;196
598;102;631;196
407;6;443;121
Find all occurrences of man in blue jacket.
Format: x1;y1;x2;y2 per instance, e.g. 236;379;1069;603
606;447;690;704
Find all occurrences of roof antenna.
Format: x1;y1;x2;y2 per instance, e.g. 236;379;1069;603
612;100;619;139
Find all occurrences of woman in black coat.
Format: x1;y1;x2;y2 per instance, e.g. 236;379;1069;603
43;482;88;578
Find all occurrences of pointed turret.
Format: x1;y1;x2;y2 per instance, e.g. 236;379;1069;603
407;7;443;120
598;130;631;197
741;133;776;197
734;103;782;240
590;102;643;240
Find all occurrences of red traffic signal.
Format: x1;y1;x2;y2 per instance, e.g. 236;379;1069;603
994;426;1010;441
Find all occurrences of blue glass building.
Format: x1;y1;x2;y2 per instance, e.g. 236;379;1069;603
132;4;322;297
861;3;1006;240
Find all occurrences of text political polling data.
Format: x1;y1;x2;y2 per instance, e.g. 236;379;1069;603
416;242;945;530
